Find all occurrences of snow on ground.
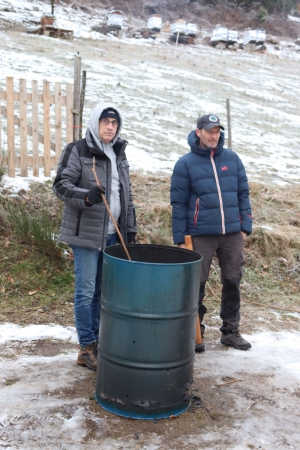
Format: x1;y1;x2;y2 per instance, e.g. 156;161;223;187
0;323;300;448
0;0;300;185
1;2;300;446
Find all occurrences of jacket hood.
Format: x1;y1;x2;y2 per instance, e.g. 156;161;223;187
87;102;122;151
187;130;225;156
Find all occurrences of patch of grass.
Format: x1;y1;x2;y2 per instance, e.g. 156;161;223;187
0;173;300;325
0;239;74;308
0;160;6;184
0;193;64;260
131;173;172;245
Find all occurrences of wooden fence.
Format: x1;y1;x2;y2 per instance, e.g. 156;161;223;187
0;76;74;177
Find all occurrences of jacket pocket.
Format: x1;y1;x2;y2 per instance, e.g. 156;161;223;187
193;198;200;227
120;159;130;174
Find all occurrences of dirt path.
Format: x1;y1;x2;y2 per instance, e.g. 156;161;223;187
1;320;300;449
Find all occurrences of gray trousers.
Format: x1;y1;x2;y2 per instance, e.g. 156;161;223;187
192;232;244;334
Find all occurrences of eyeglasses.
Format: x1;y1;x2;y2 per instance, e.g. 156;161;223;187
100;118;119;128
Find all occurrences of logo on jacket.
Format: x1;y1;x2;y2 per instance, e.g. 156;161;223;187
221;166;228;171
209;115;218;122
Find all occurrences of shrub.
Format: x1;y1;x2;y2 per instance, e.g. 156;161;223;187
0;160;6;184
1;200;63;260
257;7;268;23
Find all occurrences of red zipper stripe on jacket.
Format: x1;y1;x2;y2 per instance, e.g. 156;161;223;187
194;198;199;227
210;149;225;234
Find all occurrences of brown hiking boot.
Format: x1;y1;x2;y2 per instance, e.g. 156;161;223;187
77;342;98;370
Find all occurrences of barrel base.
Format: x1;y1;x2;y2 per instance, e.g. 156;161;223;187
95;393;190;419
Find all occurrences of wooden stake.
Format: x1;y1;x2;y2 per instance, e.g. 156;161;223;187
19;79;28;177
92;157;131;261
6;76;15;177
31;80;39;177
79;70;86;140
226;97;232;149
55;82;62;164
43;80;51;177
73;55;81;141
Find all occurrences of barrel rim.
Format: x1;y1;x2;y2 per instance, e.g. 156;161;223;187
104;243;202;266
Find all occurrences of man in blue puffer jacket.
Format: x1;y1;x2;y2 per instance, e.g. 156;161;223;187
170;114;252;352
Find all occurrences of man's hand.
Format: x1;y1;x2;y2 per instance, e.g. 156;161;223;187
178;244;186;248
241;231;246;240
86;186;106;204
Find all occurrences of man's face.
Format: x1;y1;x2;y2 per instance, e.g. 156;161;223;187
99;118;119;144
195;126;221;149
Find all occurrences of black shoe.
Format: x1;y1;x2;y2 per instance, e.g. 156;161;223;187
195;324;205;352
220;330;251;350
195;343;205;352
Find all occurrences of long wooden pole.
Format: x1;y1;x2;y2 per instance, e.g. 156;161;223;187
92;157;131;261
226;97;232;149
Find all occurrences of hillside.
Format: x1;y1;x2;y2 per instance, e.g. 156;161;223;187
0;0;300;448
77;0;300;37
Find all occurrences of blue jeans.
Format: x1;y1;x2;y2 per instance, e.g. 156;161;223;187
71;233;117;346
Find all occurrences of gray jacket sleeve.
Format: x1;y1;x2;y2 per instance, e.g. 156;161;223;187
52;143;90;209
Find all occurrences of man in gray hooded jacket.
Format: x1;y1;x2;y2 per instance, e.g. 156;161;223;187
53;104;137;370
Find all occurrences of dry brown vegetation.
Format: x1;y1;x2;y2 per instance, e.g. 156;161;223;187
0;173;300;327
78;0;300;38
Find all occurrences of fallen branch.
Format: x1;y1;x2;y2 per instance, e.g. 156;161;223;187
92;157;131;261
287;263;300;273
244;300;300;314
245;401;256;411
206;282;220;301
215;379;244;386
202;295;300;314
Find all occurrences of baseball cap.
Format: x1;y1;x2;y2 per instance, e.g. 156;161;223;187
100;108;120;122
197;114;224;130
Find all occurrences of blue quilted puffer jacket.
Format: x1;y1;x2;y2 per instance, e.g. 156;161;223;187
170;130;252;245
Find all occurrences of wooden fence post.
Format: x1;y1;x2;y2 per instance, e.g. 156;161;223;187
55;82;62;164
6;77;15;177
66;82;73;144
43;80;51;177
79;70;87;139
0;77;74;177
73;55;81;141
226;97;232;149
20;78;28;177
32;80;39;177
0;103;2;163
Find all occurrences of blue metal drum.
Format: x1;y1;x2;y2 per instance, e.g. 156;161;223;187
95;244;202;419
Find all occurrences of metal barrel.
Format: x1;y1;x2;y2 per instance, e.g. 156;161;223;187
95;244;202;419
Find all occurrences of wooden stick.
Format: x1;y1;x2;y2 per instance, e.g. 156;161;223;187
184;235;202;345
245;401;256;411
216;379;244;386
243;300;300;314
92;157;131;261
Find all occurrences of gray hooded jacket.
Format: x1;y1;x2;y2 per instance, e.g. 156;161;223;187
52;103;137;251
